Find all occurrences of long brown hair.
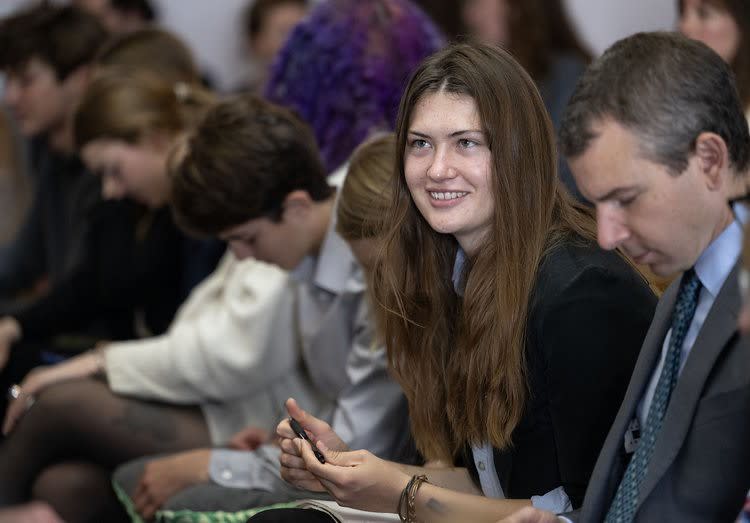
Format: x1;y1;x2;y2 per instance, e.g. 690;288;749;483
678;0;750;108
372;42;597;461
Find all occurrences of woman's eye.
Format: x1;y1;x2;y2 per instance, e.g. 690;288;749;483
410;138;429;149
617;195;637;207
458;138;478;148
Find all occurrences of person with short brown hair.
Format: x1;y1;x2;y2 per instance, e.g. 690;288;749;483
504;31;750;523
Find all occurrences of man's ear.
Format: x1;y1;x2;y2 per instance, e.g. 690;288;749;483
694;131;729;191
281;190;314;222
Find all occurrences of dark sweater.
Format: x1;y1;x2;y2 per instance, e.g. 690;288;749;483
9;200;222;344
0;139;100;298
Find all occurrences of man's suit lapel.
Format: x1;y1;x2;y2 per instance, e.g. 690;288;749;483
636;263;741;509
581;279;678;521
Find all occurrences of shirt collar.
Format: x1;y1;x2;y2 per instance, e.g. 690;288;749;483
694;203;746;297
313;204;362;295
290;170;363;295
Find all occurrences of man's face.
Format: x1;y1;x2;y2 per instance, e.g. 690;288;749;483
570;119;732;277
3;58;68;137
219;211;310;270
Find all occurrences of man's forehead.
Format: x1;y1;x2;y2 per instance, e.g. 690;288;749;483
220;217;265;239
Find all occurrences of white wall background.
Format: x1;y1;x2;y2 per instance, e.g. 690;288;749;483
0;0;679;91
567;0;678;55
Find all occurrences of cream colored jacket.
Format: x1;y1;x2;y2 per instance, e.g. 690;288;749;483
104;252;321;444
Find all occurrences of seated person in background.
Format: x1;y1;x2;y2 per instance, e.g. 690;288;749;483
264;0;444;175
72;0;156;34
111;111;412;521
0;3;107;315
0;97;407;523
259;42;657;523
0;3;110;408
460;0;591;199
679;0;750;118
0;68;223;417
237;0;309;93
499;31;750;523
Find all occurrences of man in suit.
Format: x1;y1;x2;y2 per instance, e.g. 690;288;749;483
497;31;750;523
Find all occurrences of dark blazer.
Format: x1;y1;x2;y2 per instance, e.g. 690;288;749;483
576;263;750;522
463;240;657;508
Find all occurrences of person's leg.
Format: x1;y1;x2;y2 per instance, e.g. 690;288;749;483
32;461;129;523
113;450;329;514
0;378;211;505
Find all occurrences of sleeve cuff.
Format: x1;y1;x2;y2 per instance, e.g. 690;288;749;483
530;486;573;514
208;446;280;491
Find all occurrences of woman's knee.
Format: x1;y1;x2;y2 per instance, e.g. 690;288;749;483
32;461;110;501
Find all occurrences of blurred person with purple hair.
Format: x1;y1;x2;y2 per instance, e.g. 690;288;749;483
265;0;444;175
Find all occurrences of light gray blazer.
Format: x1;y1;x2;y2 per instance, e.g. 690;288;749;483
576;263;750;522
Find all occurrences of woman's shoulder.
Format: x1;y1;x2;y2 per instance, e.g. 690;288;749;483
534;237;652;302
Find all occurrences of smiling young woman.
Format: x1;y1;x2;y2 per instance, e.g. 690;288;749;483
266;42;659;523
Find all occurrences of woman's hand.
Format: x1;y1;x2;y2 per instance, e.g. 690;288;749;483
296;438;410;513
277;397;349;492
132;449;211;520
2;350;103;434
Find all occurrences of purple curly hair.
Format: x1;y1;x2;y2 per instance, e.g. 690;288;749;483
265;0;444;173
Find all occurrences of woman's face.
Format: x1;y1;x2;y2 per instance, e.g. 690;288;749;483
680;0;741;63
81;136;172;208
461;0;510;47
404;91;494;255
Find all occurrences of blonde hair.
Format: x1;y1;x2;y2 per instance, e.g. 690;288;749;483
336;133;396;241
74;68;215;149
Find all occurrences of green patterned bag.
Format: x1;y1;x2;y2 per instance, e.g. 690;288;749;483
113;480;299;523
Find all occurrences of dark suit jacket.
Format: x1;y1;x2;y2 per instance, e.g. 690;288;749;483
577;263;750;522
463;240;657;508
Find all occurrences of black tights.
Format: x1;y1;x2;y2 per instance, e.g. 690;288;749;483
0;378;211;521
